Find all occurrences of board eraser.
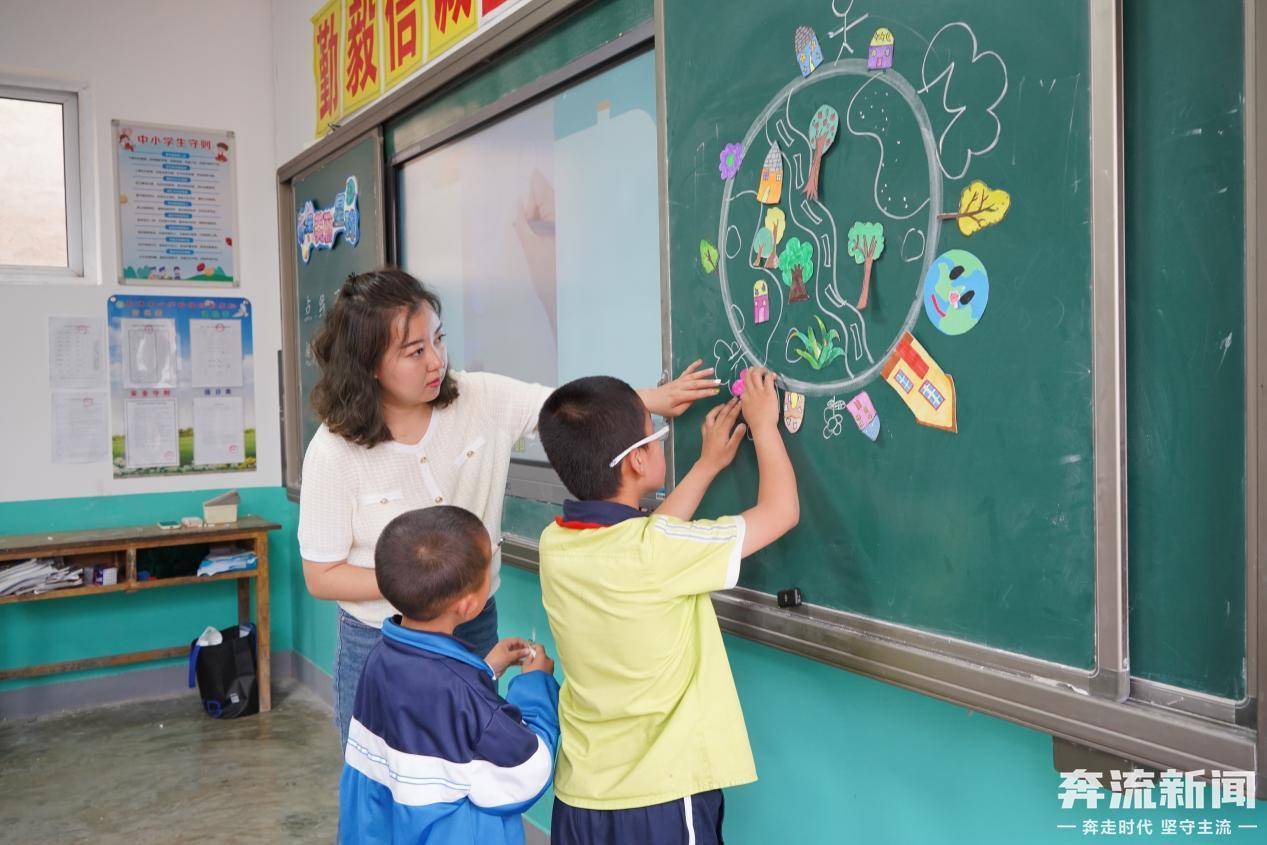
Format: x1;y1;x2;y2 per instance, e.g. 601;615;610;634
777;587;803;608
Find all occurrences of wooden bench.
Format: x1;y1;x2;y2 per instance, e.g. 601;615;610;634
0;516;280;711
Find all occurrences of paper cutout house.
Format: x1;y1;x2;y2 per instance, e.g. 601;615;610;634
795;26;823;77
753;279;770;324
783;391;805;433
881;332;957;432
757;144;784;204
868;27;894;70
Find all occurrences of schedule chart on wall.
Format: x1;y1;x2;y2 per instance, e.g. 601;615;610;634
107;295;256;477
113;121;239;286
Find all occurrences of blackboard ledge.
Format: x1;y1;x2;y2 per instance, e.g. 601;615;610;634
500;535;1256;791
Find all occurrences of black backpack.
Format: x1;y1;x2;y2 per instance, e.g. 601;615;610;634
187;624;259;719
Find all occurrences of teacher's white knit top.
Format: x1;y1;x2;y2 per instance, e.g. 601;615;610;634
298;371;553;627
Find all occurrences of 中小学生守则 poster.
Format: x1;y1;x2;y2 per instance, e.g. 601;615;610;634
114;121;238;286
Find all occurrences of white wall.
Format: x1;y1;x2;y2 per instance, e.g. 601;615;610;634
272;0;322;168
0;0;282;502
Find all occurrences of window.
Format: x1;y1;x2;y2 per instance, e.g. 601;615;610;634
0;85;83;278
920;381;944;409
397;52;663;472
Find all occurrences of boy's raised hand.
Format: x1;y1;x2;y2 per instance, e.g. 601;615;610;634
485;637;533;677
699;398;746;473
739;367;780;435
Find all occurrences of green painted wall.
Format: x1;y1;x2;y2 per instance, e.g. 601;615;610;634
494;565;1267;841
7;489;1263;840
0;487;299;691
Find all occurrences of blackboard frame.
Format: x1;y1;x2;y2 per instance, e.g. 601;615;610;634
278;128;388;498
1250;0;1265;797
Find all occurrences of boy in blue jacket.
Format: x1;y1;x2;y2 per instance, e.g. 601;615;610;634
339;505;559;845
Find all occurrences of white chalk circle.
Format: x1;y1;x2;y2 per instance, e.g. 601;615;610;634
716;60;942;395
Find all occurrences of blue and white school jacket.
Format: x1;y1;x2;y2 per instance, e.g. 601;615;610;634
339;619;561;845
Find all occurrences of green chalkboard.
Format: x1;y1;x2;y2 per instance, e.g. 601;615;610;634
292;132;386;453
1123;0;1246;700
664;1;1097;667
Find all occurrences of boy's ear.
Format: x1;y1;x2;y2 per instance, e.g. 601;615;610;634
451;589;483;623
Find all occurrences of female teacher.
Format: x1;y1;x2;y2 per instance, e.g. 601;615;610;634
297;268;718;747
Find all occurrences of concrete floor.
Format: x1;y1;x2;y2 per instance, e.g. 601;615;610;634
0;681;341;844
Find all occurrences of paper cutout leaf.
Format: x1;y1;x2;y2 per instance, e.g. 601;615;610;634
700;240;719;273
951;180;1011;236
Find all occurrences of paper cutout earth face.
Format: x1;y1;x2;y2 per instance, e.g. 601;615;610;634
922;249;989;336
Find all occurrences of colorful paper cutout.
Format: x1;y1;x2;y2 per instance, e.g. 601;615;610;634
719;142;744;180
846;391;880;441
794;26;824;77
700;239;719;273
923;249;989;335
789;316;845;370
779;237;814;303
881;332;957;433
753;280;770;324
762;208;786;269
868;27;894;70
757;143;784;204
783;390;805;433
297;176;361;263
938;180;1012;236
752;228;776;267
730;367;749;397
804;105;839;201
846;221;885;309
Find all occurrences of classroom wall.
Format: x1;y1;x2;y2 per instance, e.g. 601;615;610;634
272;0;324;168
0;0;291;691
0;0;284;501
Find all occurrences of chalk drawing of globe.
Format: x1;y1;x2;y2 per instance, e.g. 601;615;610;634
923;249;989;336
717;60;943;396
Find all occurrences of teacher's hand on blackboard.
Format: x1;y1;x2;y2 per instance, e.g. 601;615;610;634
739;367;780;435
699;398;746;473
642;359;723;418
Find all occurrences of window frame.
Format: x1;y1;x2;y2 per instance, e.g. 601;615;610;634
0;83;85;281
388;33;667;507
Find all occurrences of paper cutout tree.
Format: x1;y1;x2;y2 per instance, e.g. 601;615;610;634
847;221;885;309
804;105;839;201
763;208;786;268
780;237;814;303
751;228;776;267
938;180;1012;236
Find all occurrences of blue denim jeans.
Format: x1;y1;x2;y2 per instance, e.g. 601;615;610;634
333;596;499;750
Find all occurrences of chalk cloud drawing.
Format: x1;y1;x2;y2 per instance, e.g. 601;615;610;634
918;21;1008;181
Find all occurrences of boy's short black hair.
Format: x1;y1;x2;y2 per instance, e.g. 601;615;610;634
375;506;490;621
538;376;648;501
